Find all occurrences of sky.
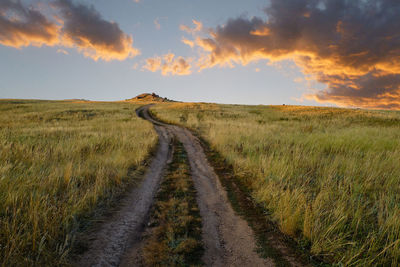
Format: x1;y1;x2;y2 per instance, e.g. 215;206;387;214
1;0;400;109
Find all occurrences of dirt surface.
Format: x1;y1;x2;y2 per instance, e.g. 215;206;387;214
76;108;173;266
133;105;274;267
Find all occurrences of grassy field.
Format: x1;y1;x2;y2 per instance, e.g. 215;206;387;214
0;100;157;266
152;103;400;266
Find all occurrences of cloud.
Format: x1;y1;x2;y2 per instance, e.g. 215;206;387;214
0;0;59;48
55;0;139;61
143;53;192;76
180;19;203;34
0;0;139;61
182;37;194;48
154;18;161;30
143;57;162;72
153;17;167;30
188;0;400;109
57;48;68;55
132;62;139;70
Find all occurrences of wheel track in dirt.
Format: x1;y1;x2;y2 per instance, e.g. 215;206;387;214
76;108;173;266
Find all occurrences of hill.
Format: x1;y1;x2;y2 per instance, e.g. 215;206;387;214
126;93;174;102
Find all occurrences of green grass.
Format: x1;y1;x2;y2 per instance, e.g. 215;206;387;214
143;139;203;266
0;100;157;266
152;103;400;266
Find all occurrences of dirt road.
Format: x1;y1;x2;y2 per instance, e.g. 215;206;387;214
132;105;273;266
77;104;273;266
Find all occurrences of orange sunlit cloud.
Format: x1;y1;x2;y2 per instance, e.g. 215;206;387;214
57;48;69;55
179;1;400;109
182;37;195;48
250;26;270;37
143;53;192;76
0;0;139;61
0;0;59;48
180;20;203;34
55;0;139;61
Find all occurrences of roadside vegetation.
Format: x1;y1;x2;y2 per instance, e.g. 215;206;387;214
152;103;400;266
142;140;203;266
0;100;157;266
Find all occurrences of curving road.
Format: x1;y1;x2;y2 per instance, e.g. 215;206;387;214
131;105;273;266
77;104;273;266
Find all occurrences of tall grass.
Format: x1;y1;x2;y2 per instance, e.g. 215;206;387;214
0;100;157;266
152;103;400;266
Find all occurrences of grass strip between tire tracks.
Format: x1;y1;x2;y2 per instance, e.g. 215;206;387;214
142;139;204;266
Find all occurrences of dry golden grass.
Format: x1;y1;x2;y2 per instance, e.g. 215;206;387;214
152;103;400;266
0;100;157;266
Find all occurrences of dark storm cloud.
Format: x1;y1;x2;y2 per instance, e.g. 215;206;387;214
190;0;400;109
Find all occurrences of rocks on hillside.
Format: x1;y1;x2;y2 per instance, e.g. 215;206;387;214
127;93;174;102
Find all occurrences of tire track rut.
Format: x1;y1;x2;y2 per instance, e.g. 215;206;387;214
76;108;173;266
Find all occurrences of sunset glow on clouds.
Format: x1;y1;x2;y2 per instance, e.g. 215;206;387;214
55;0;139;61
1;0;400;109
180;0;400;109
0;0;59;48
180;20;203;34
0;0;138;61
143;53;192;76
